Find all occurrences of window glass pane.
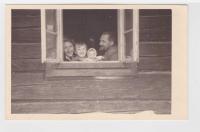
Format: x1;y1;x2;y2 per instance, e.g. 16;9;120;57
46;33;57;59
124;9;133;30
125;31;133;59
124;10;133;61
46;9;57;59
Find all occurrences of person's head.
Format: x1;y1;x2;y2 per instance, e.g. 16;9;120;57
99;32;115;51
63;40;75;57
87;48;97;59
75;42;87;58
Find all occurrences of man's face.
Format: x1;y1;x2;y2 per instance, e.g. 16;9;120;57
75;44;87;58
99;34;113;51
64;41;74;57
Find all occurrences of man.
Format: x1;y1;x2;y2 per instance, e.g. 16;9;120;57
99;32;118;61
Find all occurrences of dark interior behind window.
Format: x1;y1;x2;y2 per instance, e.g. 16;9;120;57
63;9;117;52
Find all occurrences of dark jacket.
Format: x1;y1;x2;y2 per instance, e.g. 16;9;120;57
103;45;118;61
64;53;76;61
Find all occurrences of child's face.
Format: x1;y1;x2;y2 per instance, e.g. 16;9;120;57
64;41;74;57
87;48;97;59
75;44;87;58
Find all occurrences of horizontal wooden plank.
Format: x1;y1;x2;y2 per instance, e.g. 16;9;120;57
12;72;135;86
11;100;171;114
12;28;41;43
12;42;41;46
139;15;171;29
138;56;171;71
11;72;171;85
12;9;40;17
12;16;41;28
139;41;171;45
139;43;171;57
139;27;171;41
11;71;171;84
12;44;41;59
139;9;171;16
12;72;44;85
12;59;44;72
12;73;171;100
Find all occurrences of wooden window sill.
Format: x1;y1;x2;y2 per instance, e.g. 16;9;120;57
45;62;137;77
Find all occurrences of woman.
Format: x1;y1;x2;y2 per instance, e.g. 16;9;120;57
63;40;75;61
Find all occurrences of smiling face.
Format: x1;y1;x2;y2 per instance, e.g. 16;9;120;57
75;43;87;58
64;41;74;57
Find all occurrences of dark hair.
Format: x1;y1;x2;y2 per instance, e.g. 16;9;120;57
63;38;75;45
75;41;87;48
102;32;116;44
63;38;75;61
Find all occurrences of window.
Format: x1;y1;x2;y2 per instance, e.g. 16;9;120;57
41;9;139;77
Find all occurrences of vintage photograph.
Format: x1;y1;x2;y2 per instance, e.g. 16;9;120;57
7;4;184;118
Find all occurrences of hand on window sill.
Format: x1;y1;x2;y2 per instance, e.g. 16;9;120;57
96;56;104;61
79;56;104;62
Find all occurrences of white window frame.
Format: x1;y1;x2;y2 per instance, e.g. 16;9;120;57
133;9;139;62
41;9;139;64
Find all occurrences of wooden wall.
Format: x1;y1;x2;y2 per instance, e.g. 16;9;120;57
139;9;171;71
12;9;44;72
11;9;171;114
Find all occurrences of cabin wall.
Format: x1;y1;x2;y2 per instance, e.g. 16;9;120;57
138;9;171;71
11;9;171;114
12;10;44;72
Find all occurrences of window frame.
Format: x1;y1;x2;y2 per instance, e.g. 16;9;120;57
41;9;139;76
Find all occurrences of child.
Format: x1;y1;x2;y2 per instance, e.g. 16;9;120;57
85;48;104;62
73;41;88;61
63;40;75;61
87;48;97;59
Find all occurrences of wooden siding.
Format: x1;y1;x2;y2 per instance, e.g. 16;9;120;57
12;100;171;114
12;72;171;114
11;10;44;72
12;74;171;100
12;43;41;59
11;9;171;114
139;9;171;71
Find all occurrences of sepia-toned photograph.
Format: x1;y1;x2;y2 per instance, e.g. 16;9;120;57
6;4;187;119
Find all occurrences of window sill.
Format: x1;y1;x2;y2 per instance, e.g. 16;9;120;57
45;62;137;77
55;61;135;69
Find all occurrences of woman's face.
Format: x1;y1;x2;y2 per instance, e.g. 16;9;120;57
64;41;74;57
